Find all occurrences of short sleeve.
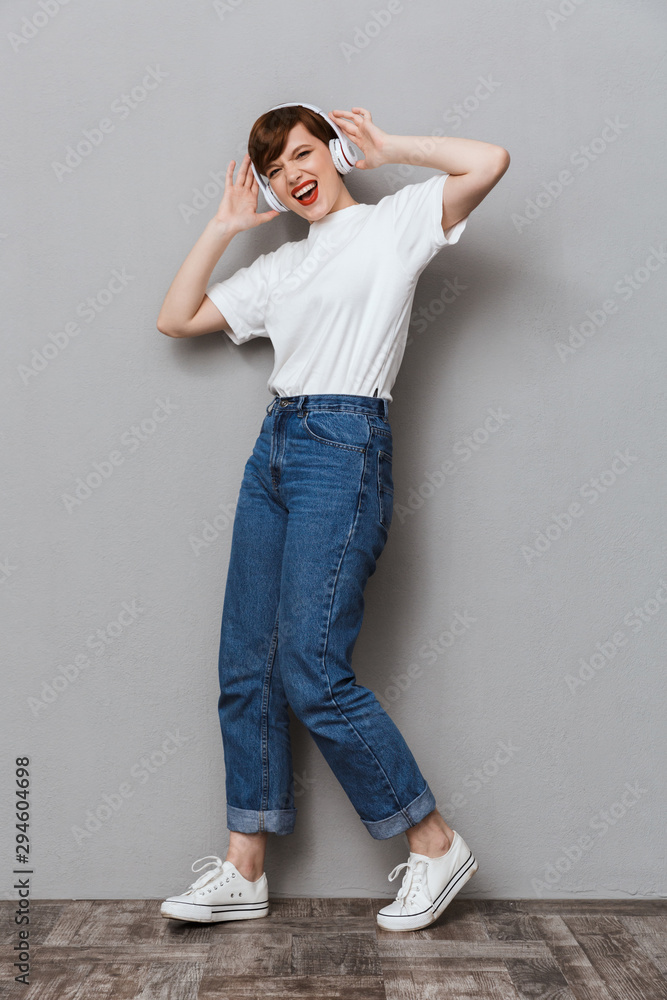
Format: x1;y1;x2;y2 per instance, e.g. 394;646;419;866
390;173;468;276
205;252;273;345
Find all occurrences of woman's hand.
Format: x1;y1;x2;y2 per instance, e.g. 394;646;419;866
213;153;281;234
329;107;391;170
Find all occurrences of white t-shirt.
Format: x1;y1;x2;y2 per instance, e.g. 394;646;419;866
205;172;468;402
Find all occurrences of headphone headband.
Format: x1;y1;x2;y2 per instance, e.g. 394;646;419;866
249;101;359;213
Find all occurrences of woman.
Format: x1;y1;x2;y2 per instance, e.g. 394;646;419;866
157;103;510;932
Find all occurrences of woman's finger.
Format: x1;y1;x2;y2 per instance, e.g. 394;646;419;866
336;117;359;133
330;109;355;124
238;152;251;185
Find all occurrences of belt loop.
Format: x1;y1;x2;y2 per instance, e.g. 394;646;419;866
297;394;307;415
382;398;389;422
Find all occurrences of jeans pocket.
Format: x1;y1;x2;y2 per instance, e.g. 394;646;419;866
303;410;371;452
367;413;391;437
378;449;394;529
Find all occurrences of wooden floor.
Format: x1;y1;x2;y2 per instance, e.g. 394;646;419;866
2;897;666;999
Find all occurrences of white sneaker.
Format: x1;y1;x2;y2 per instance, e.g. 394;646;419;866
376;830;478;931
161;855;269;923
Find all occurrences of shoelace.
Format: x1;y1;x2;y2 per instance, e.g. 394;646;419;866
186;855;227;892
388;857;432;912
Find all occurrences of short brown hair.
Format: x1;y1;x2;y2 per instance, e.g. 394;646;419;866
248;105;344;179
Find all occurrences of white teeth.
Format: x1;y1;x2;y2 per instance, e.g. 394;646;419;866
294;181;316;199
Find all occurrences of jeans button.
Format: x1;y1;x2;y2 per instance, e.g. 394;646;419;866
280;399;288;407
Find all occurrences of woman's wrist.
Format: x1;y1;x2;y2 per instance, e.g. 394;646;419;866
206;215;240;241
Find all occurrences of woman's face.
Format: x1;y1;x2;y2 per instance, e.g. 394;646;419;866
264;122;343;220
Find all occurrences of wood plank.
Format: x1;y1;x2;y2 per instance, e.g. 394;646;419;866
503;955;579;1000
67;901;165;946
396;968;521;999
71;962;157;1000
546;945;620;1000
376;939;550;958
291;931;381;975
21;962;91;1000
563;914;667;1000
0;901;66;946
483;900;667;917
41;902;98;946
620;915;667;977
133;960;205;1000
30;944;211;963
197;974;387;999
479;905;548;942
206;931;292;975
269;896;376;918
192;914;375;937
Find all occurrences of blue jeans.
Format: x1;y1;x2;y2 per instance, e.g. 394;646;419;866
217;394;437;840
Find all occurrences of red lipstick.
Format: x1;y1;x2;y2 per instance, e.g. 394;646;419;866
291;180;318;205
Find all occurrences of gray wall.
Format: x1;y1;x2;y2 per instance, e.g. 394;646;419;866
3;0;666;901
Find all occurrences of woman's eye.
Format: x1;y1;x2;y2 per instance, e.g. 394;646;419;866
268;150;310;179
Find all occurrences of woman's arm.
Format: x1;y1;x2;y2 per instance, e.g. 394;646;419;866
381;133;510;232
330;108;510;234
157;154;280;339
156;219;237;338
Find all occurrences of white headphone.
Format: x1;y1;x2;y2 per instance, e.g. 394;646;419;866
250;101;359;213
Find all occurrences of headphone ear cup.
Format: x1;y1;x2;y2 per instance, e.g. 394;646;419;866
329;139;344;173
329;138;357;174
251;160;289;212
263;183;288;212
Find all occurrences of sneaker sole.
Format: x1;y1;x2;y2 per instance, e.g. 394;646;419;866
161;899;270;923
376;852;478;932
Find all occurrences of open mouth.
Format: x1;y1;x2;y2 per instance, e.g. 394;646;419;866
293;181;318;205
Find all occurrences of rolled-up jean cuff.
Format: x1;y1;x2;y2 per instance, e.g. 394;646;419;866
227;804;297;835
361;783;437;840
